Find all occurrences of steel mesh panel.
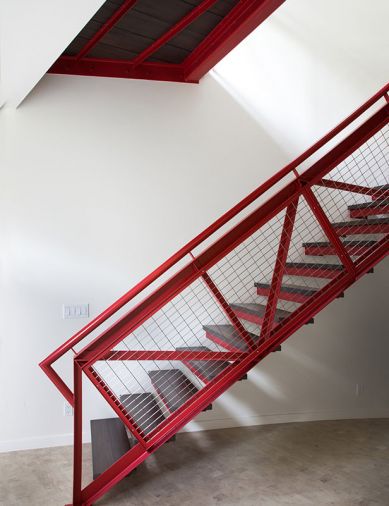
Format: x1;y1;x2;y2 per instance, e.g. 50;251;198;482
207;197;343;329
312;125;389;259
92;276;244;439
90;125;389;443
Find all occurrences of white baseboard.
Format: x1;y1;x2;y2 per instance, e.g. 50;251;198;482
182;407;389;432
0;432;90;454
1;409;388;453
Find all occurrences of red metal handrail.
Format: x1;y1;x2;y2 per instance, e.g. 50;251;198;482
40;82;389;406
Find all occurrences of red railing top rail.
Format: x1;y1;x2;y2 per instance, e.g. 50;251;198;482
40;82;389;402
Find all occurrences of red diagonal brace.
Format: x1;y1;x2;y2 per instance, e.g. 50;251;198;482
317;179;383;198
132;0;219;67
76;0;137;60
303;186;356;275
202;272;256;351
260;199;299;340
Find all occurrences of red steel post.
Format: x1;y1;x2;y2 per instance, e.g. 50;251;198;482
72;361;83;505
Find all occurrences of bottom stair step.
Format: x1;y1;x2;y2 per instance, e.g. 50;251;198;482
149;369;212;413
90;418;133;480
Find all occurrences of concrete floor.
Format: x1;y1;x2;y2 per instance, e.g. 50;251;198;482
0;419;388;505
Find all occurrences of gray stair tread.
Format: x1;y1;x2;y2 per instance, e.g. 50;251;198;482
255;282;318;296
302;240;377;247
149;369;200;413
176;346;230;382
332;218;389;226
120;393;165;435
348;200;389;210
286;262;344;270
231;302;291;321
90;418;132;480
203;324;261;352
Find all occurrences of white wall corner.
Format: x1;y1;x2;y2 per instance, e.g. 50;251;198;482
1;0;105;108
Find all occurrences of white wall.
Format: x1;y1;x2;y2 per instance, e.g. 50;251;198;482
214;0;389;158
0;0;104;107
1;0;388;452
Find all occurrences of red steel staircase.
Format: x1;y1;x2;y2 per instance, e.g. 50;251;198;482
41;83;389;505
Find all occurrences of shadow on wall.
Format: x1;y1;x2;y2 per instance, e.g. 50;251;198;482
184;257;389;433
212;0;389;158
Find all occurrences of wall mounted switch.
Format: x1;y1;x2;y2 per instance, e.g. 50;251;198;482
63;304;89;319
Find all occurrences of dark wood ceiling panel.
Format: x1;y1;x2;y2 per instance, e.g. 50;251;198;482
87;43;182;64
63;1;124;56
89;34;190;63
89;11;192;63
181;0;236;17
157;0;239;62
50;0;285;82
128;0;204;27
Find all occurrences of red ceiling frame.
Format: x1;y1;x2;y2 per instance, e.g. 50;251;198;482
182;0;285;82
48;0;285;83
131;0;220;67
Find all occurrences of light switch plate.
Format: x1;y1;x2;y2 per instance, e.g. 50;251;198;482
63;304;89;319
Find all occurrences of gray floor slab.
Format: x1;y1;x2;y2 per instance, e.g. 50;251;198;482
0;419;388;505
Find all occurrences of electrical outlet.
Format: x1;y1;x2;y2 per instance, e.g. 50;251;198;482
63;304;89;319
64;402;74;417
355;383;363;397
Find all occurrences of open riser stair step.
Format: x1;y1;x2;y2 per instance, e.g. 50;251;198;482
348;200;389;218
284;262;344;279
372;184;389;201
254;282;345;303
176;346;247;383
204;324;262;352
303;240;377;256
149;369;212;414
332;218;389;236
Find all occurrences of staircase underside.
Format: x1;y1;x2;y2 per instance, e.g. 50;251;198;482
48;0;285;82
